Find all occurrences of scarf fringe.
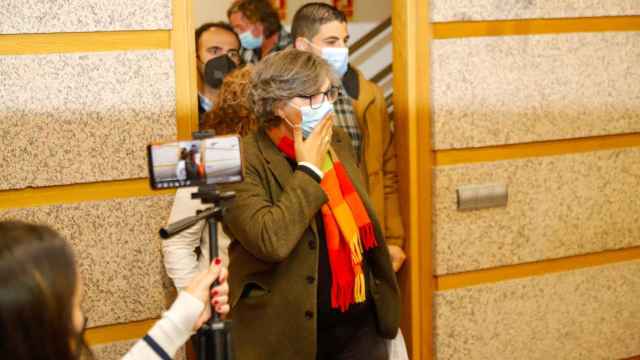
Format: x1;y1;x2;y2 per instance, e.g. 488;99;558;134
359;223;377;250
348;233;363;264
329;245;355;312
354;270;366;303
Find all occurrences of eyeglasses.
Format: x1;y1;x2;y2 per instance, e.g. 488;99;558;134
297;86;340;109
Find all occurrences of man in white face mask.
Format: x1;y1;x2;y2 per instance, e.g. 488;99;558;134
292;3;406;273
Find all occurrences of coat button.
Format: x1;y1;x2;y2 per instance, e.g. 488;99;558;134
308;239;317;250
305;311;314;320
306;276;315;284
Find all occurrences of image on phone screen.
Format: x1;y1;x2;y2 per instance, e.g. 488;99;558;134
148;135;242;189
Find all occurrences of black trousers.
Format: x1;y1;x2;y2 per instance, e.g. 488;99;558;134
316;313;388;360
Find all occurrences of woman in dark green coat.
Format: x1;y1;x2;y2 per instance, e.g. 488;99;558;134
221;48;400;360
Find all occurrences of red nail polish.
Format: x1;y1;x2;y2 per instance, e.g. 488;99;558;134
213;300;218;305
212;290;218;297
214;258;222;265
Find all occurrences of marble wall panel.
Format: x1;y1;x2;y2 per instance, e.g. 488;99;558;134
432;32;640;149
0;0;172;34
0;195;176;327
0;50;176;190
434;147;640;275
431;0;640;22
434;260;640;359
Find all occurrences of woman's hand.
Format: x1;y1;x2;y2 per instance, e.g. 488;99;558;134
184;258;230;330
210;266;229;315
294;112;333;169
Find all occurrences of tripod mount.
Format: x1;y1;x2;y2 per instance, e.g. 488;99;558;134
160;184;235;360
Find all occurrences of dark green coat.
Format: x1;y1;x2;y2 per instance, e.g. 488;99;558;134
221;128;400;360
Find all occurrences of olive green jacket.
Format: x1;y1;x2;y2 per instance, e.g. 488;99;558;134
221;128;400;360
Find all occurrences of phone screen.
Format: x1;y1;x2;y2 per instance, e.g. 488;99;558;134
147;135;243;189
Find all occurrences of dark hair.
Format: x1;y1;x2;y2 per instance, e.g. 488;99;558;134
0;221;90;360
291;2;347;42
227;0;282;38
249;48;339;128
195;22;241;54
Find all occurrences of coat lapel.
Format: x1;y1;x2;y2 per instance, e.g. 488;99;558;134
255;129;321;238
255;129;293;190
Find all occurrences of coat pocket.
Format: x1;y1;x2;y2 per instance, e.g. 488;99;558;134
239;280;270;305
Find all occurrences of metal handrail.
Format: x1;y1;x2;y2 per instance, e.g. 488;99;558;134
371;64;392;84
385;93;393;107
349;16;394;113
349;17;391;55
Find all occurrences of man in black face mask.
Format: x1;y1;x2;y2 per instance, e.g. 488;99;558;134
195;22;242;127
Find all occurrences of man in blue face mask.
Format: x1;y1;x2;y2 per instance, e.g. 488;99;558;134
292;3;406;273
227;0;292;64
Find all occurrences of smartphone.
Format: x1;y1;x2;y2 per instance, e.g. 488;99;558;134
147;135;243;189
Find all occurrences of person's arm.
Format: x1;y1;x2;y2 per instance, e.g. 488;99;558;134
123;262;229;360
222;159;327;263
376;86;406;271
162;187;208;290
222;120;332;263
122;291;203;360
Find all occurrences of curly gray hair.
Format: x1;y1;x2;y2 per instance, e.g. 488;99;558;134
248;48;340;128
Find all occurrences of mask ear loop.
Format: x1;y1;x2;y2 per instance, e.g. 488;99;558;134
281;102;302;130
282;116;297;129
303;38;321;52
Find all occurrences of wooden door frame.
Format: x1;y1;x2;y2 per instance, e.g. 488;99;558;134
392;0;433;359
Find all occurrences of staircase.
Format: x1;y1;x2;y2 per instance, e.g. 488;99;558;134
349;17;394;124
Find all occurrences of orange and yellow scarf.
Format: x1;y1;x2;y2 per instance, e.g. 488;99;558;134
268;129;378;311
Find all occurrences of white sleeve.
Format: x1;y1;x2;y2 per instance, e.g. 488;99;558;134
163;187;210;290
122;292;204;360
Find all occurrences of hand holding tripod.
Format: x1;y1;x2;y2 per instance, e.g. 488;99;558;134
160;185;235;360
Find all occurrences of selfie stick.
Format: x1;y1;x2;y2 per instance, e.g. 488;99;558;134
160;184;235;360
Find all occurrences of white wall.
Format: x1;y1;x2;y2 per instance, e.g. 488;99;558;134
194;0;235;26
193;0;390;26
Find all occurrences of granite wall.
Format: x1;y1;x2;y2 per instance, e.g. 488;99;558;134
430;2;640;359
434;260;640;359
0;1;184;359
431;0;640;22
432;31;640;150
433;147;640;275
0;0;172;34
0;50;176;189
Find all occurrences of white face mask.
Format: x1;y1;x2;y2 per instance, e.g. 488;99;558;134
305;39;349;76
288;100;334;138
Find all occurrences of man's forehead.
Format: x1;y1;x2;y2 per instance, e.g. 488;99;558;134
229;11;249;24
200;27;240;48
316;21;349;38
230;10;244;19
